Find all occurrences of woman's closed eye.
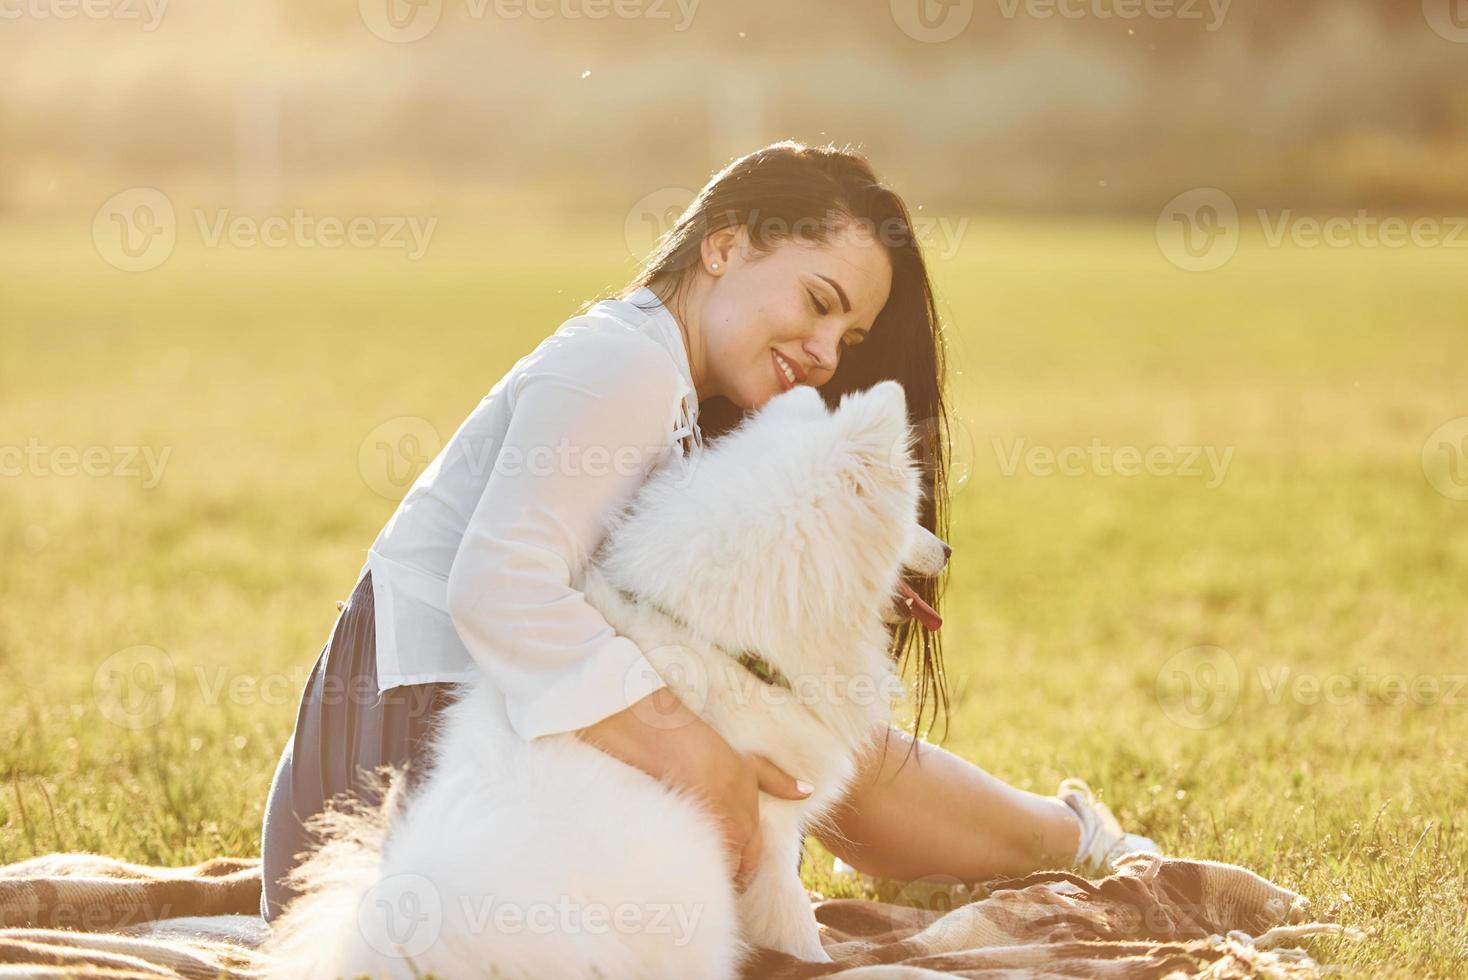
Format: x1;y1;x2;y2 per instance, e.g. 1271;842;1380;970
807;282;868;348
807;287;830;317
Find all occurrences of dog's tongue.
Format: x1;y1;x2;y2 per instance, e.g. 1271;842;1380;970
897;580;942;631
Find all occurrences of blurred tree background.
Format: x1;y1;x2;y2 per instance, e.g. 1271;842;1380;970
2;0;1466;221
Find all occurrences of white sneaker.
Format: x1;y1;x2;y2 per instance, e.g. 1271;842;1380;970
1058;778;1160;877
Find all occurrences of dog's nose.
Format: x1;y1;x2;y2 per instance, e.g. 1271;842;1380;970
940;541;952;561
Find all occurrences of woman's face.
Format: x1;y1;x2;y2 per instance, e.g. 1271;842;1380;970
695;225;893;411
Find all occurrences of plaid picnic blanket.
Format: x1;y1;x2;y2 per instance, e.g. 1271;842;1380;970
0;851;1354;978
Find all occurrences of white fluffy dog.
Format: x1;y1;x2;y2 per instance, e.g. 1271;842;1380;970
266;379;950;979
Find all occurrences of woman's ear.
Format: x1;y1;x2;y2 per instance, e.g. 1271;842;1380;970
701;227;740;273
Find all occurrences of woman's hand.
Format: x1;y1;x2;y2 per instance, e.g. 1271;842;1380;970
573;687;813;890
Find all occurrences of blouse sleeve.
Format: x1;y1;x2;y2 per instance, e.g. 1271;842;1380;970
444;332;679;742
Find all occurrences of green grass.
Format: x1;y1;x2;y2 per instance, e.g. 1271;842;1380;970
2;214;1465;976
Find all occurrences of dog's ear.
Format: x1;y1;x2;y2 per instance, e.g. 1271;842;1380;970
835;380;912;468
759;384;826;420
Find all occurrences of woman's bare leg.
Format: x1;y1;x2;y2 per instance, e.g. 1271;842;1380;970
815;728;1082;883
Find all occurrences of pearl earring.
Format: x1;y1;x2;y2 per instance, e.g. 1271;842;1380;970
710;262;720;270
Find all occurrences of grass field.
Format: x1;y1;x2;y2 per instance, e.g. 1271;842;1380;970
2;213;1465;976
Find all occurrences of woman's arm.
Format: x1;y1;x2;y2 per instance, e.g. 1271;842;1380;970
445;334;682;741
816;728;1082;883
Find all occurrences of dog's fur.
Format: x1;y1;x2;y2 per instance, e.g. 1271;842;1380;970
265;379;947;979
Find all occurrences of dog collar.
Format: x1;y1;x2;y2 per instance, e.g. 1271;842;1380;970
614;587;793;691
733;651;792;690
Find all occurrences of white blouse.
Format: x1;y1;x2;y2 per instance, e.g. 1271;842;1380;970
358;286;704;741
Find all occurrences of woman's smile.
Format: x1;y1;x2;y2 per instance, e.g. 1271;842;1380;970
772;348;804;392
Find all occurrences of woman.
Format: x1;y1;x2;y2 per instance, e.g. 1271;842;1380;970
259;140;1156;923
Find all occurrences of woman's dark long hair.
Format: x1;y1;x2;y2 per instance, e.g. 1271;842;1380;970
623;141;954;760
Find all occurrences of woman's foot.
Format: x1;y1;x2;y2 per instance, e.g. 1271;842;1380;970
1057;778;1160;878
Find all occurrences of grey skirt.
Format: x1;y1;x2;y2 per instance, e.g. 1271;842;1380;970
259;570;459;922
